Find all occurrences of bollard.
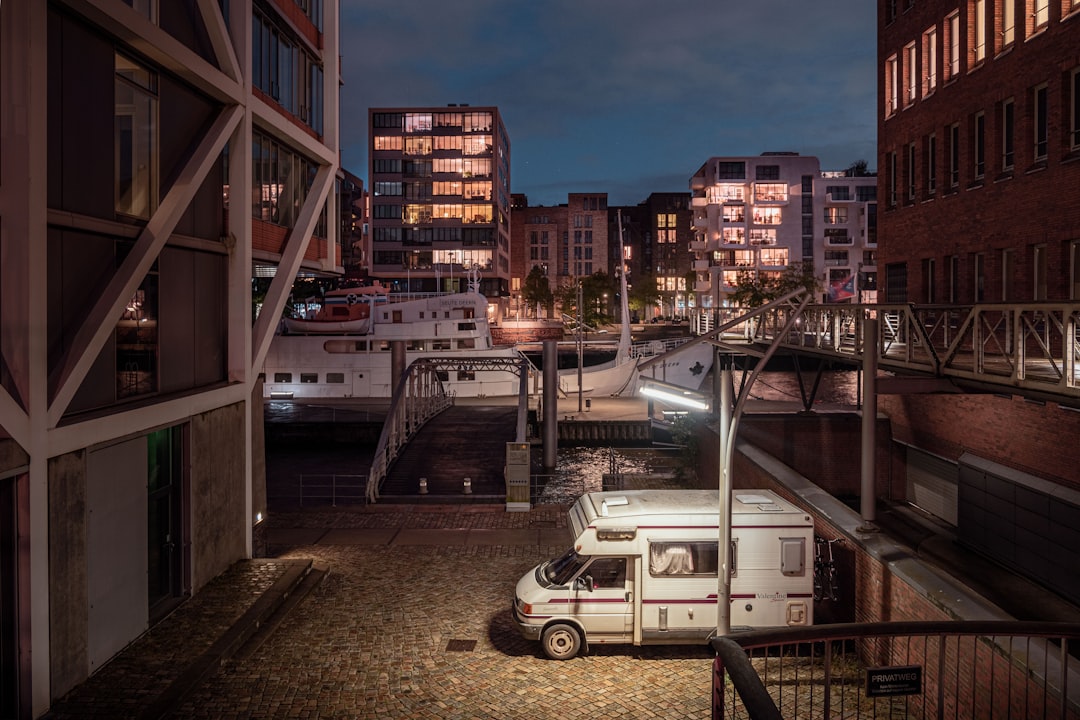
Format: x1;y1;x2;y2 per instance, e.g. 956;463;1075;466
419;478;428;494
463;477;472;494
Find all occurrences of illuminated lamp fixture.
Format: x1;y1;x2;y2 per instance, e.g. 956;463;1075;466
639;379;709;411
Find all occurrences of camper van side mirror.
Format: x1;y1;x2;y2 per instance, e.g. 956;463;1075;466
575;575;594;591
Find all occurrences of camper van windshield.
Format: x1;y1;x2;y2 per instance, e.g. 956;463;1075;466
543;549;589;586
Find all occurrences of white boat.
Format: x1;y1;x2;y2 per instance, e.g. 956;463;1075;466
264;281;525;399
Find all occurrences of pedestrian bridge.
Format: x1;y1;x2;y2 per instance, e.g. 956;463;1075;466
702;300;1080;409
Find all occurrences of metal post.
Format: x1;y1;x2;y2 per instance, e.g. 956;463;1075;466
859;315;878;530
577;281;584;413
717;354;733;637
543;340;558;469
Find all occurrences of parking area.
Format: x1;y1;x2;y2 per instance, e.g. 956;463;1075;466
175;539;714;719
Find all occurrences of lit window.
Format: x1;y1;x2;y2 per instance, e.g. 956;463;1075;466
972;0;986;63
923;26;938;94
904;42;918;104
945;12;961;79
1029;0;1050;32
997;0;1015;49
754;183;788;202
115;53;158;219
751;207;781;225
824;207;849;224
722;205;745;223
885;54;899;115
748;229;776;245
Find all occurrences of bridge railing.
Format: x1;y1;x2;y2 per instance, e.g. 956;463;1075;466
365;362;454;503
745;301;1080;402
712;620;1080;720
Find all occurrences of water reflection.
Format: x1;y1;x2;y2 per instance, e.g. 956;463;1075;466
532;446;686;505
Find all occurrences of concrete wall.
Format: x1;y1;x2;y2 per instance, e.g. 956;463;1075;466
47;451;87;701
189;402;248;592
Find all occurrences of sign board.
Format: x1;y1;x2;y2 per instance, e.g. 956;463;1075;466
865;665;922;697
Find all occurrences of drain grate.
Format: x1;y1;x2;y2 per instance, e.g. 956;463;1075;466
445;639;476;652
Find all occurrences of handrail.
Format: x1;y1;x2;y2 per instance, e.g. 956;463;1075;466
712;620;1080;720
742;301;1080;405
364;355;535;502
365;361;453;503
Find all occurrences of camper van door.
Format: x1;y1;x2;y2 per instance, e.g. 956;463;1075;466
571;556;634;639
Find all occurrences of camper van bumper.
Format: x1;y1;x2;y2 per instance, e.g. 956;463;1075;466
511;600;544;640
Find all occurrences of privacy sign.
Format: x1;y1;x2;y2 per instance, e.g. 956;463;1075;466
865;665;923;697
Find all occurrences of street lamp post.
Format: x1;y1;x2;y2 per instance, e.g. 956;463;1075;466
714;289;811;637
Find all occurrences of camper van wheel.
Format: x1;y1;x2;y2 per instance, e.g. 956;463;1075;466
541;623;582;660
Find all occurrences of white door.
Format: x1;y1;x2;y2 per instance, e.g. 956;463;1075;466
570;557;633;639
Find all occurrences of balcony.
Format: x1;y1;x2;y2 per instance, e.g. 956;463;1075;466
691;196;708;208
692;259;711;271
688;240;708;252
694;280;712;293
693;216;709;229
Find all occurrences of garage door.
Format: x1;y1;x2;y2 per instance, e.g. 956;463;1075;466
904;446;958;526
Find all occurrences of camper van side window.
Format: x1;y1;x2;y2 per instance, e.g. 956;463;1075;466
649;542;719;577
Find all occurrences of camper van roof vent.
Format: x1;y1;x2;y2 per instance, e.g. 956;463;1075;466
600;496;629;517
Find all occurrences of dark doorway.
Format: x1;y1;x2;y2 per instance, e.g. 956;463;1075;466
0;474;18;718
147;426;187;620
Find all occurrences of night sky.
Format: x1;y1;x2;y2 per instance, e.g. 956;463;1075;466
339;1;877;207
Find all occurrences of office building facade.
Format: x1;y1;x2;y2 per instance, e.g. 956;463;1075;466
368;106;511;308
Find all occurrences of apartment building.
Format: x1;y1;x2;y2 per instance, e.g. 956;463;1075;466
689;153;877;314
509;193;610;315
879;0;1080;302
368;105;512;307
611;193;695;321
0;1;340;715
877;0;1080;606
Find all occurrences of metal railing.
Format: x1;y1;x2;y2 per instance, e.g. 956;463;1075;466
364;355;533;502
735;301;1080;403
298;474;367;506
365;361;454;503
712;621;1080;719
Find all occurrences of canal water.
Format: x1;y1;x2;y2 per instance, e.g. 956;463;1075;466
265;367;864;508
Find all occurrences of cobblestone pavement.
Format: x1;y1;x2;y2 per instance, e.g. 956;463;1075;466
47;504;716;719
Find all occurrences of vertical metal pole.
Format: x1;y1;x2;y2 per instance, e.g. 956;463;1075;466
577;281;584;413
543;340;558;469
860;316;878;528
717;354;733;636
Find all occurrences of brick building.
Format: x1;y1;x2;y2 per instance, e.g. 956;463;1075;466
509;193;610;317
877;0;1080;606
879;0;1080;302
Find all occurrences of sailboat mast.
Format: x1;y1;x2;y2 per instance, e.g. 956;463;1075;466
617;209;631;356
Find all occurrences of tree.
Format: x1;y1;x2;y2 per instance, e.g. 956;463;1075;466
556;272;617;327
520;265;553;318
845;159;873;177
628;272;661;320
729;261;820;308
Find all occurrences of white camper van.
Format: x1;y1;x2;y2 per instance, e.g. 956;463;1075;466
512;488;813;660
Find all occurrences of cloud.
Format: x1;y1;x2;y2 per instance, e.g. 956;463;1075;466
338;0;877;205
